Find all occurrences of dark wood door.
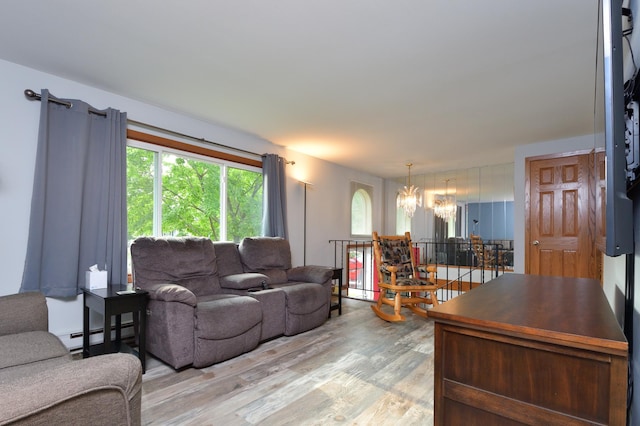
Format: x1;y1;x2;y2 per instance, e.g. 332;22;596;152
526;152;598;278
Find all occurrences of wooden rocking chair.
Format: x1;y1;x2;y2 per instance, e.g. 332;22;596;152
371;231;439;322
470;233;495;268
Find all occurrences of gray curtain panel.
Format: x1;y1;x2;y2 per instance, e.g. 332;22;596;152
20;89;127;297
261;153;288;239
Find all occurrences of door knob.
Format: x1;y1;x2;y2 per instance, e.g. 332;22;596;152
532;240;540;246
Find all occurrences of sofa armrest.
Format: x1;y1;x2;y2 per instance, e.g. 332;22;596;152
220;273;270;291
0;292;48;336
146;283;197;307
287;266;334;284
0;353;142;425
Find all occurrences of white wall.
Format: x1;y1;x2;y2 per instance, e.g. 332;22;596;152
0;59;383;346
284;146;384;267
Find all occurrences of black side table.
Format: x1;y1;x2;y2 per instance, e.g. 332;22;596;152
82;285;148;372
329;267;344;316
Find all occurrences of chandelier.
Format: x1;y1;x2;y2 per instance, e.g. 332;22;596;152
397;163;422;217
433;179;456;222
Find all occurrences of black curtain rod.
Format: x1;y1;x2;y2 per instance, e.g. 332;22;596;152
24;89;107;117
24;88;269;160
127;119;263;159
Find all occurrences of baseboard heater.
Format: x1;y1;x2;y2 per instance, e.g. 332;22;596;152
69;321;135;339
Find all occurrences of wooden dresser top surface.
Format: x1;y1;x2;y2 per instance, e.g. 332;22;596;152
428;273;628;355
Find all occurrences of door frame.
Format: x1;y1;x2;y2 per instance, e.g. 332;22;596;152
524;149;600;278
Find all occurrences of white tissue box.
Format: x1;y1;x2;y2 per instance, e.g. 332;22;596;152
85;270;108;290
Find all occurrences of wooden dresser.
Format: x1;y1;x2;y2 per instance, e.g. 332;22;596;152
429;273;628;425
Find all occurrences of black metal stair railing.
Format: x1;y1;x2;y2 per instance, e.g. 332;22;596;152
329;238;513;303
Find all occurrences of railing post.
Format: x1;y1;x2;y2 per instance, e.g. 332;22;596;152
493;244;501;278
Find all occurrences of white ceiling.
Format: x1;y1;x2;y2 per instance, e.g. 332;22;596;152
0;0;599;178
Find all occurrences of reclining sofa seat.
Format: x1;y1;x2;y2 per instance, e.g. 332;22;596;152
212;241;287;341
130;237;262;369
215;237;334;337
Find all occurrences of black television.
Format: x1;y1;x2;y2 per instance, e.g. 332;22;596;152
598;0;635;256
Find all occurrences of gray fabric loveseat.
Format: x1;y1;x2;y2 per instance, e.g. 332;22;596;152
0;292;142;426
130;236;334;370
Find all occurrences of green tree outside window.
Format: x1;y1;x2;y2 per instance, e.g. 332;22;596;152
127;145;262;242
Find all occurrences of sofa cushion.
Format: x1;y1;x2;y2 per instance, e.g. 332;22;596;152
274;283;328;315
195;294;262;340
193;293;262;366
243;289;286;341
239;237;292;271
0;353;142;425
0;292;48;336
258;269;289;284
272;283;328;335
212;242;244;277
0;354;70;385
131;237;221;297
220;273;269;290
0;331;69;370
193;292;262;369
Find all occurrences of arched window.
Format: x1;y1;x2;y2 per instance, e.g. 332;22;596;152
351;183;373;237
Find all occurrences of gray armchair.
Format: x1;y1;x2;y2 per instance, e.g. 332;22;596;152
0;292;142;425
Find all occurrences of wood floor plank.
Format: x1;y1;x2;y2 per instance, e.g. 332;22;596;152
141;298;435;425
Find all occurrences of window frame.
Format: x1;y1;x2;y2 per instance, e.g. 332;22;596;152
350;181;374;238
128;129;262;168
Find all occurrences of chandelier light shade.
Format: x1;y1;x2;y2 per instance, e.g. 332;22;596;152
397;163;422;217
433;179;456;222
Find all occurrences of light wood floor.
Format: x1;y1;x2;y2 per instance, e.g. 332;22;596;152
141;298;435;425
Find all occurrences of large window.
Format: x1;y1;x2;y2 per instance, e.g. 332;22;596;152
127;140;262;243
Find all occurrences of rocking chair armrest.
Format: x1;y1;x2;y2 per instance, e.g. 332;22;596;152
381;264;399;273
417;264;437;273
380;265;400;285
